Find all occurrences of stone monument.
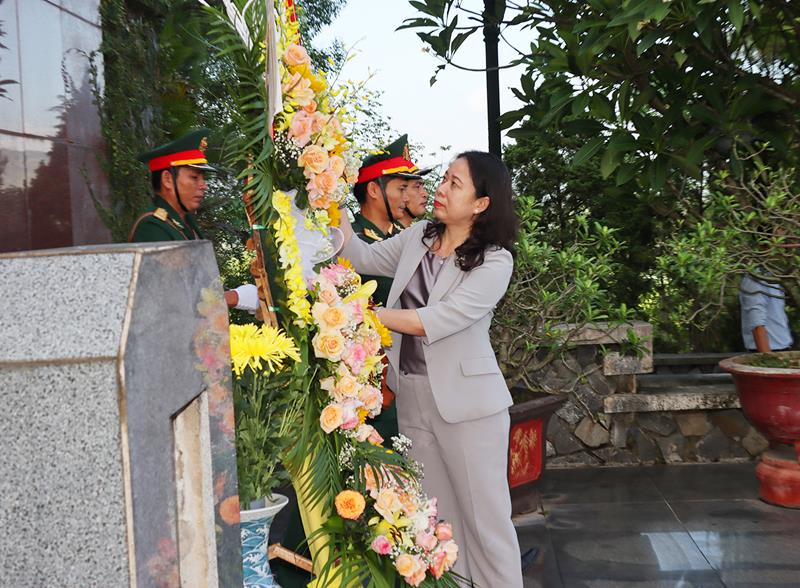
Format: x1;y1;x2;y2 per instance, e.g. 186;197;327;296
0;242;243;587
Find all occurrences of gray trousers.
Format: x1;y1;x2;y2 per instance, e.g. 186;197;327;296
396;373;523;588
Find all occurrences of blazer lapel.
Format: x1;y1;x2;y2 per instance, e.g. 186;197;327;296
427;256;463;304
386;234;428;308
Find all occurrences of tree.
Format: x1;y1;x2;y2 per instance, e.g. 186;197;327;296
404;1;800;203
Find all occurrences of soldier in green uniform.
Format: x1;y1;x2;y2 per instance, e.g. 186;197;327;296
351;134;426;443
130;128;259;312
352;134;423;310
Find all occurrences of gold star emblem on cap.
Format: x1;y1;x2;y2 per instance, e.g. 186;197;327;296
402;144;410;160
199;137;208;152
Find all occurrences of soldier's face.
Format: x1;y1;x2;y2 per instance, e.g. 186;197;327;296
382;178;409;220
406;179;428;218
174;167;207;212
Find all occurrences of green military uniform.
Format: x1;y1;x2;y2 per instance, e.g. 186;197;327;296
351;212;404;307
129;196;205;242
129;128;215;243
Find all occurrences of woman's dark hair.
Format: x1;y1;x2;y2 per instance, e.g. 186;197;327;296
423;150;518;271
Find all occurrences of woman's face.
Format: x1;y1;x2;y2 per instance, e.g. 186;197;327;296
433;157;488;226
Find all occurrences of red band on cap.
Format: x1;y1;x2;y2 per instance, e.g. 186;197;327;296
356;156;418;184
148;149;207;172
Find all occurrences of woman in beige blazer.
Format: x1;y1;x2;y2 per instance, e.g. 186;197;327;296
338;151;523;587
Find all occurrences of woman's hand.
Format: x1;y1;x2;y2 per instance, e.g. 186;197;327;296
338;202;355;247
376;307;426;337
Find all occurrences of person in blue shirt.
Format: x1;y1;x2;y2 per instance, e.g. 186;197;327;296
739;273;794;352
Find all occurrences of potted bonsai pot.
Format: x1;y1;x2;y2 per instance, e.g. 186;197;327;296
507;386;568;516
720;351;800;508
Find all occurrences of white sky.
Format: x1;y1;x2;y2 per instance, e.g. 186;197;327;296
315;0;528;169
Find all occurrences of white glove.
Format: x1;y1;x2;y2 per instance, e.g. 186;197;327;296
234;284;259;312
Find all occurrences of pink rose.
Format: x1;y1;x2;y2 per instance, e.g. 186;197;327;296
415;531;438;552
367;428;384;445
311;111;328;134
370;535;392;555
339;400;359;430
434;522;452;542
343;343;367;374
429;549;448;579
349;300;364;323
288;110;313;147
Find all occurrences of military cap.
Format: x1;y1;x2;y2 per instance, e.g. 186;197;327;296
138;128;216;172
356;134;422;184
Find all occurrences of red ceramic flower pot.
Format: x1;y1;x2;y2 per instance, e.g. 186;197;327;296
720;352;800;508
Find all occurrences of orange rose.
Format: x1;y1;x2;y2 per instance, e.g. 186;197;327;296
334;374;360;399
313;330;345;361
328;155;346;177
284;43;311;67
312;301;349;329
298;144;329;175
334;489;366;520
308;169;339;197
319;403;344;433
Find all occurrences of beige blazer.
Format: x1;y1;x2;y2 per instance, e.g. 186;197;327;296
341;220;513;423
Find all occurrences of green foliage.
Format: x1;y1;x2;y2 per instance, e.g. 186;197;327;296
654;162;800;333
92;0;175;241
234;367;301;506
504;121;658;305
406;0;800;352
406;0;800;193
491;194;635;389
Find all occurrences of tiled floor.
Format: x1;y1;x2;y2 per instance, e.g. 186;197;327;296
519;463;800;588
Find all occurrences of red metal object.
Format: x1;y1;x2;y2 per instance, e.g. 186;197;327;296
720;352;800;508
507;390;567;515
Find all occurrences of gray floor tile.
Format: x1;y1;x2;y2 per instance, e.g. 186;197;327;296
671;499;800;533
688;530;800;585
549;529;719;585
545;502;682;533
539;466;664;505
647;463;759;502
518;523;563;588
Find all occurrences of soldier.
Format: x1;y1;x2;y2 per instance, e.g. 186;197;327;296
351;134;423;306
396;168;432;227
350;134;426;442
130;128;258;312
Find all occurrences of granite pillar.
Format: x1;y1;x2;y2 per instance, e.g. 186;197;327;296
0;241;242;587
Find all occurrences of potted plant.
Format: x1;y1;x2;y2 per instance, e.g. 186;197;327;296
492;197;633;515
720;352;800;508
230;324;302;587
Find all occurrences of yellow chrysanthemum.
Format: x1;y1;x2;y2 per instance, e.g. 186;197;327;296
229;323;300;377
364;307;393;347
336;256;354;271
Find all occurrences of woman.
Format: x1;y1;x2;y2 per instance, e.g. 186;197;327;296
338;151;523;587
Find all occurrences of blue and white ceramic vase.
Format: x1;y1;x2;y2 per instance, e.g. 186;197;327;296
240;493;289;588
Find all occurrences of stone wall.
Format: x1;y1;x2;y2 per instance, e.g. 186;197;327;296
526;322;768;467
